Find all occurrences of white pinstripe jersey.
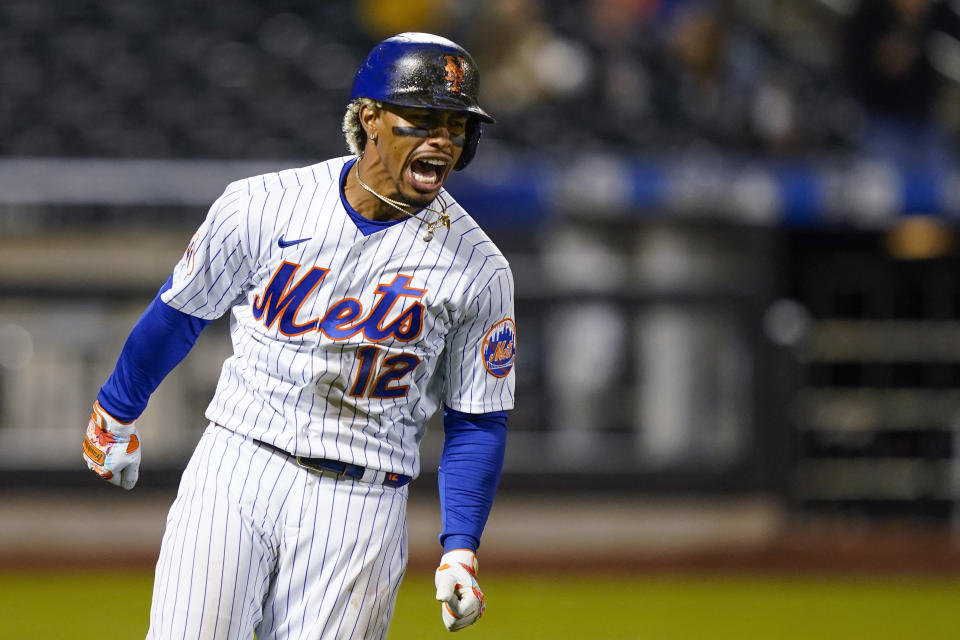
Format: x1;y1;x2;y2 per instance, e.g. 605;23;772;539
161;156;516;478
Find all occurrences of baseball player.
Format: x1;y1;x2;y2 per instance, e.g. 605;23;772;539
81;32;515;639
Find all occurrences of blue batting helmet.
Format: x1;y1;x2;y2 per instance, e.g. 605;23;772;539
350;32;494;170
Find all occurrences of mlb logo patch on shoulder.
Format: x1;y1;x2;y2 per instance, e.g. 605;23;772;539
482;319;516;378
182;232;200;275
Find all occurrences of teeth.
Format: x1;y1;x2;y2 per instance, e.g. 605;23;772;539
412;169;438;184
412;158;445;185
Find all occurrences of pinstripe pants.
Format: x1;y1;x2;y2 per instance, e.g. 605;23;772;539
147;424;408;640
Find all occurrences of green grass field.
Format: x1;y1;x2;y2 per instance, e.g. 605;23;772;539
2;570;958;639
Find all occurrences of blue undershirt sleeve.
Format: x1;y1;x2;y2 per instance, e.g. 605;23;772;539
438;406;508;553
96;276;210;422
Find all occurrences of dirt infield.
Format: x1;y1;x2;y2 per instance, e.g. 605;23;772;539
2;489;959;574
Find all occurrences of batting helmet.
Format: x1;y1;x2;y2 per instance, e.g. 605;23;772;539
350;32;494;170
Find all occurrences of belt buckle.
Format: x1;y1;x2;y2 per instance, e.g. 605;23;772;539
296;456;345;480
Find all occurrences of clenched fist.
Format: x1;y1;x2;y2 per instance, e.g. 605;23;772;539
82;401;141;490
435;549;485;632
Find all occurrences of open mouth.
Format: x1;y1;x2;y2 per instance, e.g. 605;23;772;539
408;157;449;191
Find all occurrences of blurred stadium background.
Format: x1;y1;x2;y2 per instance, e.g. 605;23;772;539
3;0;960;637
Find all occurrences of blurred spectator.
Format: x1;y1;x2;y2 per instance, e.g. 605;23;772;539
843;0;960;167
355;0;456;39
645;0;807;154
569;0;661;150
466;0;593;151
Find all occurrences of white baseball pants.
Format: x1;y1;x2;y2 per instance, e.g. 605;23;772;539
146;424;408;640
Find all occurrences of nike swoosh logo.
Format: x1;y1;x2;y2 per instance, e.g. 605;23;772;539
278;235;312;248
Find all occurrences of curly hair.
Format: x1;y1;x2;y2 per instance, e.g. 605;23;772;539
342;98;383;156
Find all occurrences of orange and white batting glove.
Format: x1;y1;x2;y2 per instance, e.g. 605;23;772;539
435;549;485;632
82;401;141;490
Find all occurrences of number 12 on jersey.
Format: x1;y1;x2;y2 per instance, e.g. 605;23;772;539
349;346;421;399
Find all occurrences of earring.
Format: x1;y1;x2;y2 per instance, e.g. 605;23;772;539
370;131;377;142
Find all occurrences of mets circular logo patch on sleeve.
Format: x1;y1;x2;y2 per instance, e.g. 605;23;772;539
482;318;516;378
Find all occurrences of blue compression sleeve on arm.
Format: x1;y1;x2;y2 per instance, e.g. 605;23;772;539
97;276;210;422
438;407;508;552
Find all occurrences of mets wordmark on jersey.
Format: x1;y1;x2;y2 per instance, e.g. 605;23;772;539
160;157;515;479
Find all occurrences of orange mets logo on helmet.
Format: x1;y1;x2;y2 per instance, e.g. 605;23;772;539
482;318;516;378
444;55;466;93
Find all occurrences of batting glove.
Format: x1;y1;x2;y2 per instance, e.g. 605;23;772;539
435;549;485;632
82;401;141;490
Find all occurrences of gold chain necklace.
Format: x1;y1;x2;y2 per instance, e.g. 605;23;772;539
354;162;451;242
